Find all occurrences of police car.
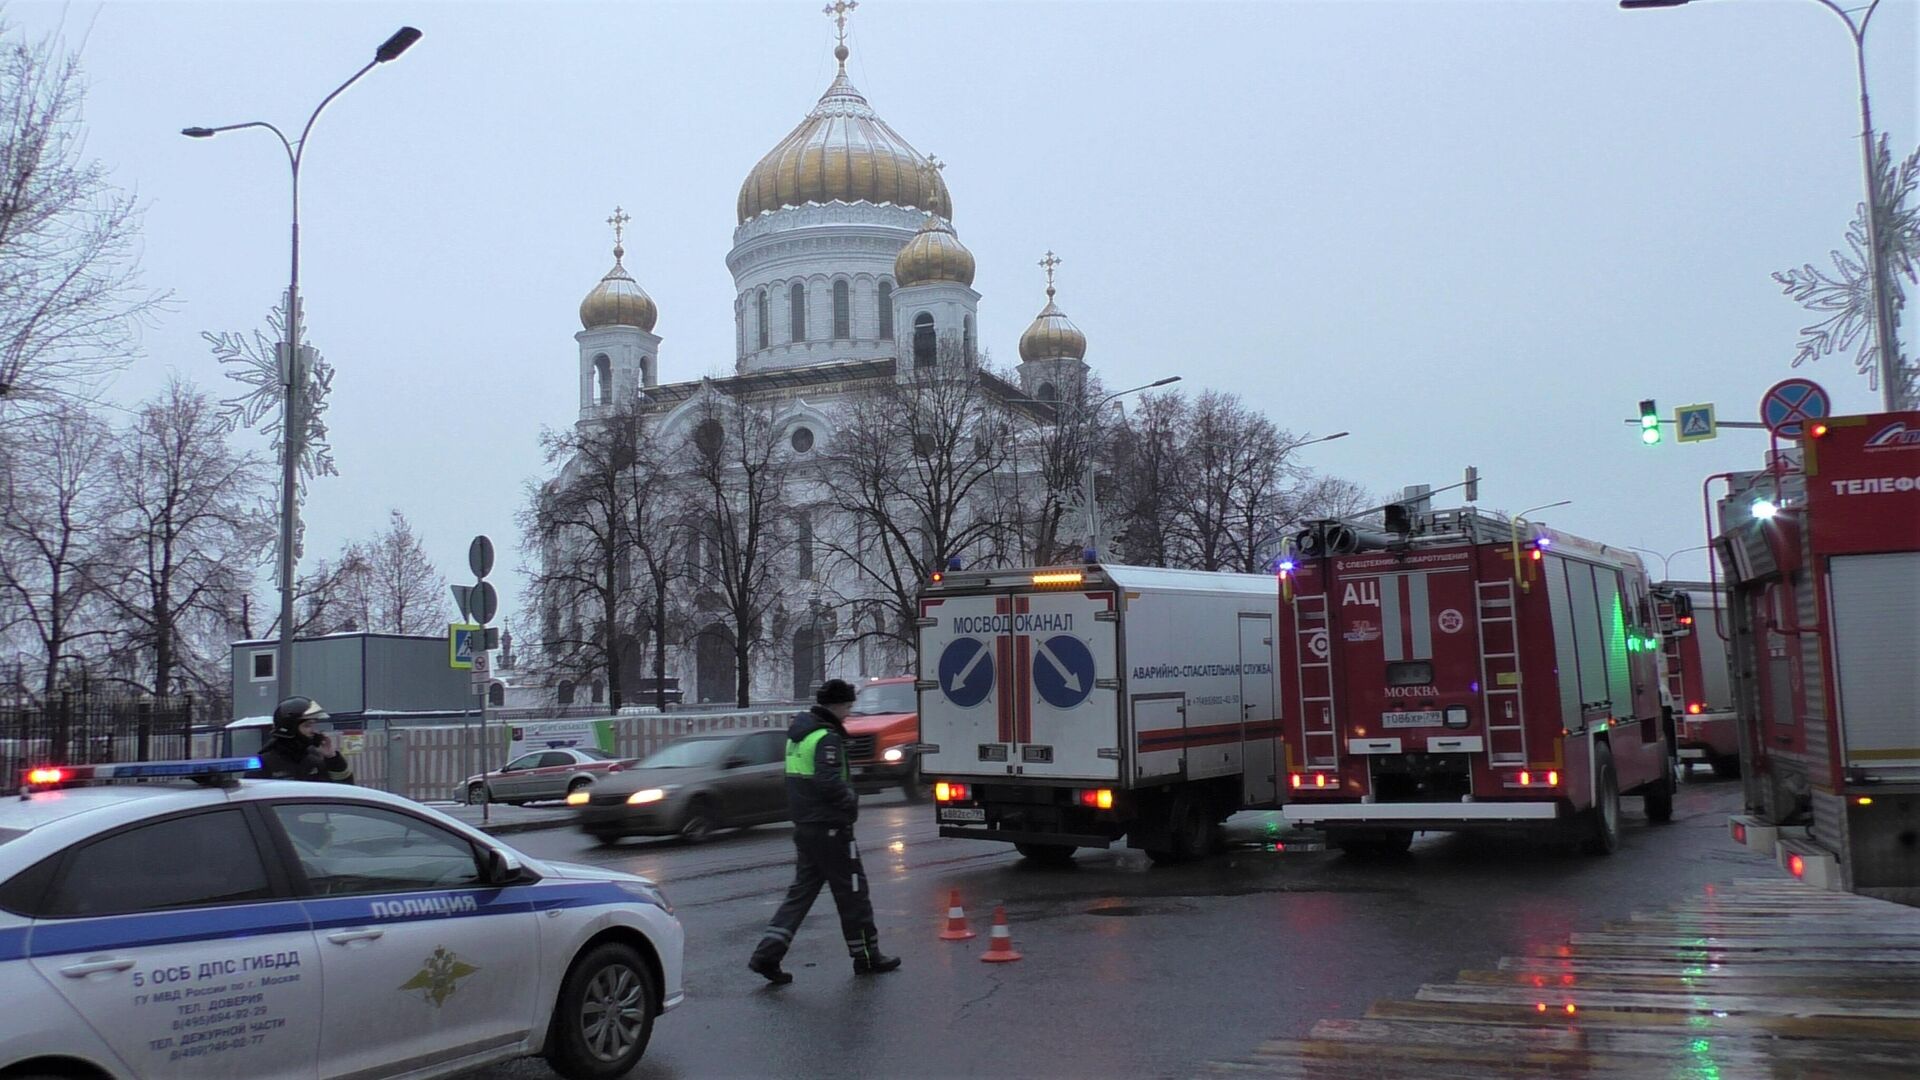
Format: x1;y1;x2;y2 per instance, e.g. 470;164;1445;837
0;757;684;1080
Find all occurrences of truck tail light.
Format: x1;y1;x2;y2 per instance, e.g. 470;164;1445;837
1078;788;1113;810
1688;703;1702;715
935;782;969;802
1314;773;1328;788
1548;771;1559;786
1290;774;1302;789
1789;854;1806;878
1519;771;1531;787
1731;821;1748;844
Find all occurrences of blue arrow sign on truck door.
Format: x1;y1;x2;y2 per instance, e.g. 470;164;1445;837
939;637;994;708
1031;635;1095;710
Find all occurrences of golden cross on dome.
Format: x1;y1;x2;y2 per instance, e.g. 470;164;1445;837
1039;250;1061;297
824;0;858;66
606;206;630;249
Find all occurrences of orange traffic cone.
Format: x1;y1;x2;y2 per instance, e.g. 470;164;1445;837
979;906;1022;963
939;889;976;941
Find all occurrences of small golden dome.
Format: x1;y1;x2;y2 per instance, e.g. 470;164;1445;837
893;215;975;287
579;245;658;332
1019;287;1087;363
737;67;952;224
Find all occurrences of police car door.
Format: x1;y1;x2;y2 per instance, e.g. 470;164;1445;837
25;807;322;1079
266;802;539;1079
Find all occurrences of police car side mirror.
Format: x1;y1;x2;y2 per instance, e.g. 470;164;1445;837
485;847;531;885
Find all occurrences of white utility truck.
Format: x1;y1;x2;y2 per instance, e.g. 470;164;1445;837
916;563;1282;864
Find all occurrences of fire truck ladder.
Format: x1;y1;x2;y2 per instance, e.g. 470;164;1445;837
1655;599;1686;705
1293;592;1339;768
1476;579;1528;765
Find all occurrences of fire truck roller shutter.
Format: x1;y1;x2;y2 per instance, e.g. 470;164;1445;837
1827;552;1920;768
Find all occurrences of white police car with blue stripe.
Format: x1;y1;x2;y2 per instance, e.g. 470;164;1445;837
0;758;683;1080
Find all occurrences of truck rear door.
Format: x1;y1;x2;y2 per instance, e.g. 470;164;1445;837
918;585;1120;782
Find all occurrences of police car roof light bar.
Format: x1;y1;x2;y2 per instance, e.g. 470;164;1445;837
20;756;262;795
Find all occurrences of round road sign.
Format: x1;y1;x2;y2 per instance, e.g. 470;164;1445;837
1031;635;1095;710
469;535;495;579
1760;378;1831;438
938;638;994;708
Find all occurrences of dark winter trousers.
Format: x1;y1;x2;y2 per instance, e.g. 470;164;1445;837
750;822;881;964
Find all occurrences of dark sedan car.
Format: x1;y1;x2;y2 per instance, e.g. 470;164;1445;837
572;729;788;844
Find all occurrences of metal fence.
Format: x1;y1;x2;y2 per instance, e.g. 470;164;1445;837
354;708;797;803
0;694;196;785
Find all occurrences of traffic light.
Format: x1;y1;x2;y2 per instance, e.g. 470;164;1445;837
1639;400;1661;445
1464;465;1480;502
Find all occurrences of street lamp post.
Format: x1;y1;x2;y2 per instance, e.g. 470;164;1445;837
1625;543;1714;580
1509;499;1573;591
1079;376;1181;557
184;27;421;703
1623;0;1906;409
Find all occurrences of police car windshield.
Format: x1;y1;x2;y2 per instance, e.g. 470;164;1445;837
639;737;730;768
0;827;24;846
850;683;916;716
576;748;615;761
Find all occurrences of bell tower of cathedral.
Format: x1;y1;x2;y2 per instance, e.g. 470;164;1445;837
576;207;661;423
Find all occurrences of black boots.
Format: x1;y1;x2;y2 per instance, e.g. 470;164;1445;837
748;957;793;985
853;953;902;975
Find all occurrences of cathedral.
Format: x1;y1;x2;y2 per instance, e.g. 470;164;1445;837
541;12;1097;706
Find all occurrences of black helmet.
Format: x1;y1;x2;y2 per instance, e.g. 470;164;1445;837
271;696;328;738
816;679;858;706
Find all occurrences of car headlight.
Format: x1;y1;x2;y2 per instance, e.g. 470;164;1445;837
882;747;904;763
628;788;667;805
617;880;671;913
565;790;591;806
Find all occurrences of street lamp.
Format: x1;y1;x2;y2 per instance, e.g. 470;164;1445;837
184;26;422;703
1079;376;1181;557
1623;0;1906;409
1625;543;1713;579
1509;499;1573;591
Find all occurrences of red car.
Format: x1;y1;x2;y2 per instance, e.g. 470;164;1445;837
844;676;930;801
464;746;632;805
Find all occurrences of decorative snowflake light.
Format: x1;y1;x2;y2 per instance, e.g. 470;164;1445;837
204;293;337;491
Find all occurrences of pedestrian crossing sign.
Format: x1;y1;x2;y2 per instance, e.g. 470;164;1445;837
1675;403;1716;443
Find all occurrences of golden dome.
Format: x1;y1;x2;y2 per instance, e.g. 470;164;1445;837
737;62;953;224
893;215;975;287
579;245;658;332
1019;287;1087;363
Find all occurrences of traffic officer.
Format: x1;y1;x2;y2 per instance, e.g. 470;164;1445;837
748;678;900;984
253;696;355;783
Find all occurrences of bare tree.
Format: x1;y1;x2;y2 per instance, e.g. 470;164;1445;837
342;510;448;635
0;21;165;417
683;394;792;707
819;347;1012;654
522;411;634;709
1000;374;1112;565
621;418;689;712
102;378;270;697
1107;391;1189;568
1162;391;1285;572
0;406;118;701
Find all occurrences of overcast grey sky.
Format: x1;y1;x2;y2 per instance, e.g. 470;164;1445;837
14;0;1917;624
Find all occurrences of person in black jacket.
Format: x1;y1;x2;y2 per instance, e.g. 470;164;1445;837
253;697;354;783
747;679;900;984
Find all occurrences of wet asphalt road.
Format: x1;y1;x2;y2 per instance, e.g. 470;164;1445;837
465;775;1770;1080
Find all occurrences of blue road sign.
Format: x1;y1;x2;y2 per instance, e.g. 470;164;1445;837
938;637;994;708
1031;635;1096;710
1675;403;1716;443
1760;379;1830;438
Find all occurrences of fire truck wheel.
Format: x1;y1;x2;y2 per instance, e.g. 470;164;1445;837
1644;755;1676;824
1582;744;1621;855
1015;842;1077;865
1147;794;1217;864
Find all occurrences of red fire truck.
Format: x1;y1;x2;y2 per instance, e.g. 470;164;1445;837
1716;411;1920;895
1278;508;1677;855
1651;582;1739;778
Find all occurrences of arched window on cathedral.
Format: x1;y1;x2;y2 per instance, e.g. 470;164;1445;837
488;682;505;707
795;512;815;579
913;313;936;369
557;680;576;706
756;289;769;349
963;315;974;361
594;354;612;405
832;280;851;340
790;282;807;342
1038;382;1059;402
877;281;893;339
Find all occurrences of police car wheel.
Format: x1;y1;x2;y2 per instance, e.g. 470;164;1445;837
546;941;657;1079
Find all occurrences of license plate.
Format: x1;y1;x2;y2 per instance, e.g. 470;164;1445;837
1679;747;1707;760
1382;710;1444;728
939;808;986;823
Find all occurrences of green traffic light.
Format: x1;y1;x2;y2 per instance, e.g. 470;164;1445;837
1642;424;1661;445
